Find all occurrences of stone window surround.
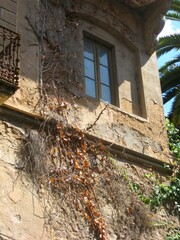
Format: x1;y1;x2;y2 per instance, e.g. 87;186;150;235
79;19;147;118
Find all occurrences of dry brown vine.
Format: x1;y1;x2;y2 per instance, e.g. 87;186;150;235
49;123;108;239
25;1;109;238
23;115;109;239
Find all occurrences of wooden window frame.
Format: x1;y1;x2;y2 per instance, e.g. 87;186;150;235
83;32;118;106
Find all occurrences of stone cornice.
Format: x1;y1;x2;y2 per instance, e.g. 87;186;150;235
113;0;172;54
142;0;172;54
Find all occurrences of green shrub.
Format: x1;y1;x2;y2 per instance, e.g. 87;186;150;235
166;119;180;163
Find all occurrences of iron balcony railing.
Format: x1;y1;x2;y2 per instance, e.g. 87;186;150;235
0;26;21;86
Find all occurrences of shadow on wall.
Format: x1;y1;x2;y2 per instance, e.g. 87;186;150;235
17;0;160;120
59;11;148;118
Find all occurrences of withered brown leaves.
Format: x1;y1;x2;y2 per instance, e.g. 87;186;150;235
47;123;108;240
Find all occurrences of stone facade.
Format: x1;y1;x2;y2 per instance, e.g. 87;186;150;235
0;0;173;239
35;0;171;162
2;0;172;162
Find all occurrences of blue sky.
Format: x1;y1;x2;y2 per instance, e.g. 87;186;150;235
157;19;180;116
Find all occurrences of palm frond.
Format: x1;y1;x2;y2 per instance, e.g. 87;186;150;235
163;86;180;104
159;54;180;74
168;93;180;128
166;12;180;21
160;65;180;92
156;34;180;57
159;0;180;127
170;0;180;12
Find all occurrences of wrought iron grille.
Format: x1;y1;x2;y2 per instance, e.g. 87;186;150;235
0;26;21;86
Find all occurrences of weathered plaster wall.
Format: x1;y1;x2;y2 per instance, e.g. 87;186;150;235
2;0;170;162
0;120;178;240
55;0;169;161
0;1;174;239
5;0;40;114
0;121;49;240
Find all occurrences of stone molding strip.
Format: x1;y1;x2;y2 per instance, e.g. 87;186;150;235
0;104;173;175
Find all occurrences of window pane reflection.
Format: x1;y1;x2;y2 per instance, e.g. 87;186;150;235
84;58;95;79
100;65;110;85
85;77;96;98
84;39;94;60
98;47;108;66
101;84;111;103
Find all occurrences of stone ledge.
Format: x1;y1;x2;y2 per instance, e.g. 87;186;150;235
0;104;173;175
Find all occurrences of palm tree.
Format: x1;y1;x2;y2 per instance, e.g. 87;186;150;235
156;0;180;128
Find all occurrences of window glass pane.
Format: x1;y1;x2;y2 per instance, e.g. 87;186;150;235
84;37;113;104
85;77;96;98
84;58;95;79
100;65;110;85
98;47;108;66
84;39;94;60
101;84;111;103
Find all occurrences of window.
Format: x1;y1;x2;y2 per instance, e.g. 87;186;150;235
84;36;114;104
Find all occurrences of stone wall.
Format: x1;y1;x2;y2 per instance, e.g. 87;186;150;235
0;120;49;240
6;0;40;114
0;0;17;31
0;1;175;239
0;120;178;240
38;0;169;161
1;0;170;162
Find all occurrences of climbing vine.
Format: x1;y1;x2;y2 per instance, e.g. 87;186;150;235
22;1;180;239
148;120;180;214
48;123;108;239
24;1;111;238
24;114;110;239
23;116;151;239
